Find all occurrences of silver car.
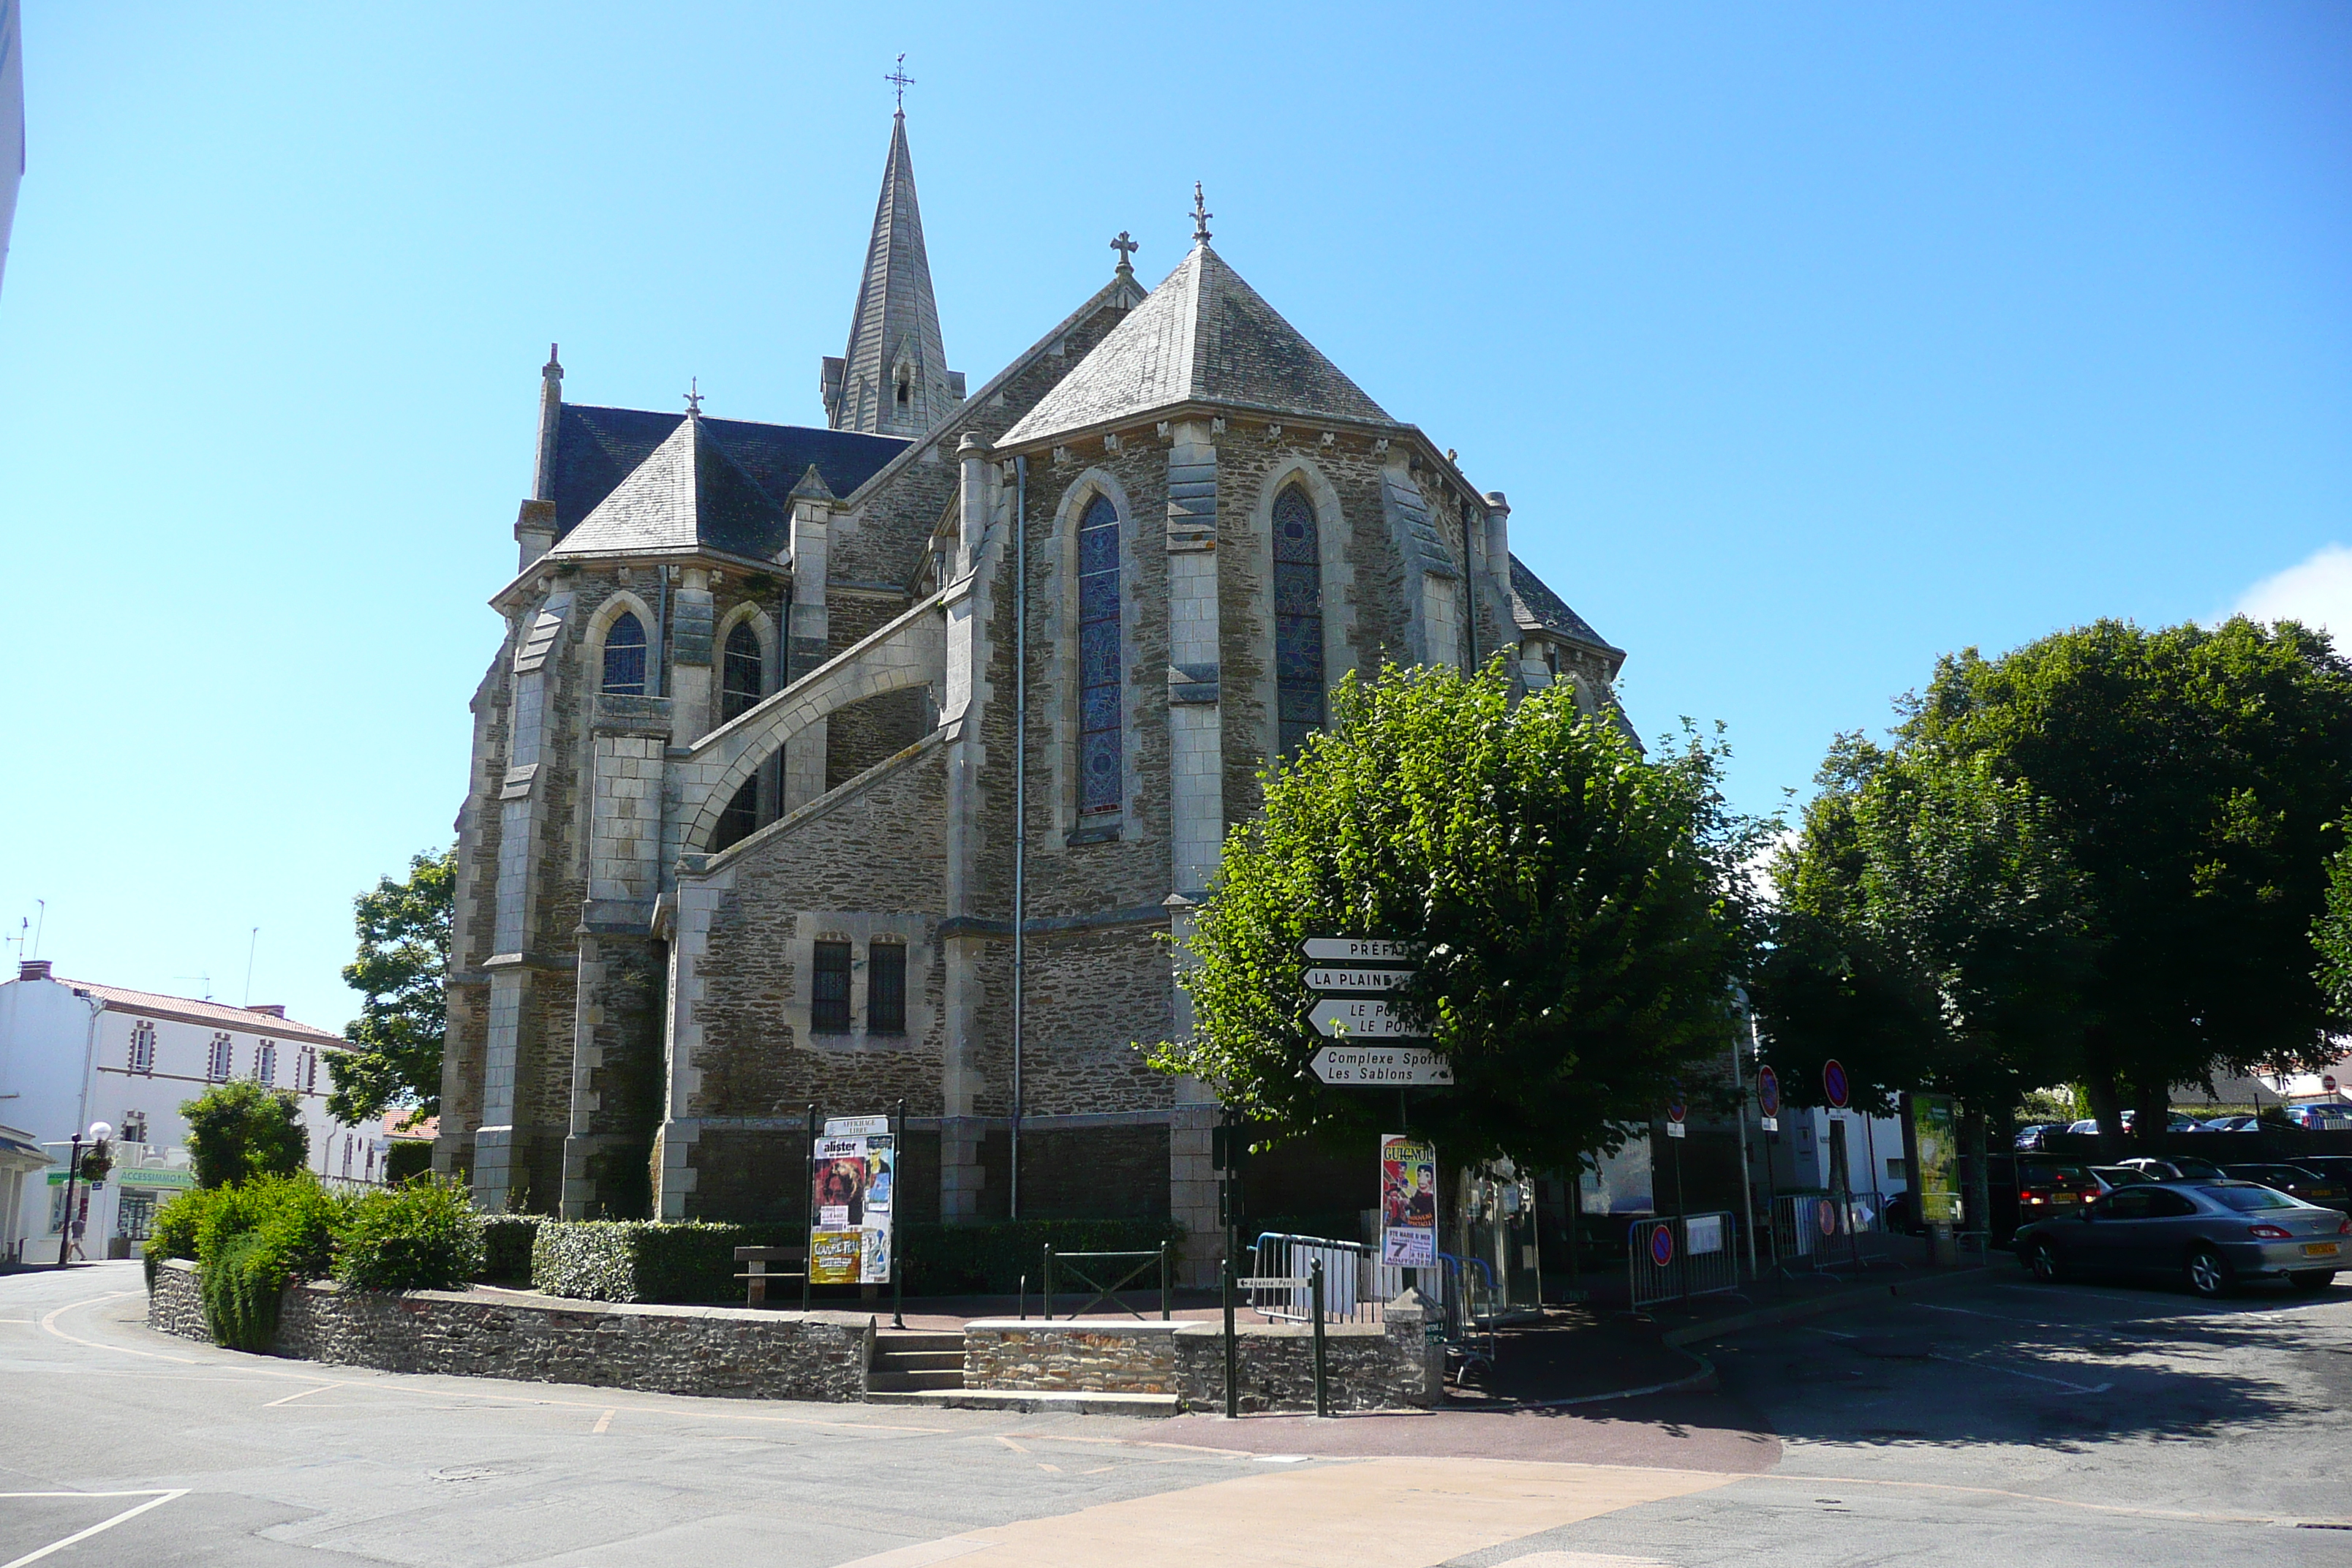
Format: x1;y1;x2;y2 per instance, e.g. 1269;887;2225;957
2014;1180;2348;1297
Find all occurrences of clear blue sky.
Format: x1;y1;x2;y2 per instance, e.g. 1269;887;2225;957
3;3;2348;1035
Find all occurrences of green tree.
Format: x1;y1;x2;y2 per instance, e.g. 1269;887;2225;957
1765;618;2352;1153
328;848;454;1125
1152;660;1768;1174
180;1079;311;1189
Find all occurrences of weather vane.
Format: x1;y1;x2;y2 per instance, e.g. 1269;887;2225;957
685;377;703;417
1110;231;1139;274
886;53;915;113
1191;182;1212;244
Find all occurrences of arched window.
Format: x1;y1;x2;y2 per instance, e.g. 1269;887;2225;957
722;620;763;722
1077;494;1123;815
602;611;647;696
1273;485;1325;756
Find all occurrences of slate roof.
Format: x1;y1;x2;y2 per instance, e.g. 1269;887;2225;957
828;111;958;437
547;404;905;545
1509;554;1622;657
1000;242;1391;446
56;979;346;1047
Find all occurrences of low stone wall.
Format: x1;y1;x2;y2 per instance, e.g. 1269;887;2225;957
965;1292;1443;1412
148;1260;872;1402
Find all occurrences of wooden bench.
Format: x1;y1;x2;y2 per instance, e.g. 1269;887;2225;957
735;1245;810;1308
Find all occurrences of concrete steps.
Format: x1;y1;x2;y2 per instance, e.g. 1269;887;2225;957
867;1331;965;1393
864;1388;1181;1416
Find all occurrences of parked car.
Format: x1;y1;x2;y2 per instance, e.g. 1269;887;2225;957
2064;1111;2203;1135
2091;1165;2153;1190
2015;1123;2068;1151
2014;1180;2348;1297
2198;1115;2262;1133
2289;1155;2352;1190
2222;1164;2351;1213
2113;1156;2228;1183
2283;1104;2352;1131
2014;1159;2106;1218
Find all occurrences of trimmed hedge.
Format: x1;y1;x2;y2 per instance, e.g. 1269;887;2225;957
478;1214;546;1282
333;1180;484;1292
383;1140;434;1186
526;1215;1188;1304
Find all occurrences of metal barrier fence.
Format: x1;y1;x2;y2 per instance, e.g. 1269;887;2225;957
1627;1211;1742;1310
1041;1243;1171;1319
1248;1232;1401;1325
1769;1194;1896;1273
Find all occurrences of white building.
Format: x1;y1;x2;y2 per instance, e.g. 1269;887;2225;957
0;960;375;1260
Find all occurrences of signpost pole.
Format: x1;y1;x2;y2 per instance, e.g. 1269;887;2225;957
1311;1258;1330;1417
1397;1088;1414;1292
892;1097;907;1330
1731;1004;1760;1283
802;1103;818;1313
1222;1256;1239;1419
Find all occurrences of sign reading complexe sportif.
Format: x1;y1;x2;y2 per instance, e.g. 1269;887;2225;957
1310;1045;1455;1085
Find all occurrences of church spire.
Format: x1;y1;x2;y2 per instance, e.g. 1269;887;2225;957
822;97;962;437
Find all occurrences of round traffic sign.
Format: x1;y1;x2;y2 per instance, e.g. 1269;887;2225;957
1823;1059;1850;1110
1818;1198;1839;1237
1666;1098;1687;1125
1649;1225;1676;1267
2326;1074;2340;1093
1757;1066;1781;1118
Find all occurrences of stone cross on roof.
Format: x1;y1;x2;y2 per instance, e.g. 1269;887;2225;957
1191;182;1213;244
1110;231;1139;275
685;377;704;417
886;53;914;113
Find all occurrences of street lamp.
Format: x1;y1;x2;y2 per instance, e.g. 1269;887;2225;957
56;1120;112;1267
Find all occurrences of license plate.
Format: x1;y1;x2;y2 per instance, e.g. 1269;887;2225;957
2302;1242;2340;1258
2051;1193;2077;1204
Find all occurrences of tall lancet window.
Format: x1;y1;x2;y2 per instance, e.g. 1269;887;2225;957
1273;486;1326;757
722;621;763;721
602;611;647;695
1077;494;1123;815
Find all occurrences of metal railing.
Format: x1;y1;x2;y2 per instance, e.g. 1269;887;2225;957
1248;1232;1399;1325
1041;1243;1171;1320
1627;1211;1742;1310
1769;1194;1895;1274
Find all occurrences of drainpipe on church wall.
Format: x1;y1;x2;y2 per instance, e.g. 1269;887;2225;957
1011;454;1028;1220
655;565;672;701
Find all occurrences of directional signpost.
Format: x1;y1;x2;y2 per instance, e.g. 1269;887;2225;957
1308;1045;1454;1085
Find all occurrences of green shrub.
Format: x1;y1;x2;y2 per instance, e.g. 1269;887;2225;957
192;1175;350;1351
178;1080;310;1188
333;1180;483;1292
532;1220;770;1303
382;1140;434;1186
143;1186;222;1289
477;1214;545;1282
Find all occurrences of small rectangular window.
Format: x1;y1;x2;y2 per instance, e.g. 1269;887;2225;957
207;1033;233;1082
127;1021;156;1075
298;1044;319;1093
869;943;906;1035
255;1041;276;1086
810;941;853;1033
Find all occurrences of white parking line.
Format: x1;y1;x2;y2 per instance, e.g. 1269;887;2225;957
1928;1352;2111;1395
0;1490;187;1568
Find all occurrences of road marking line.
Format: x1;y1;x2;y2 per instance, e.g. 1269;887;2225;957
1926;1351;2110;1393
0;1488;186;1568
1912;1303;2024;1322
1805;1327;1858;1341
38;1293;195;1363
994;1435;1030;1453
1037;1463;1060;1472
592;1409;614;1434
262;1382;342;1407
1738;1472;2345;1529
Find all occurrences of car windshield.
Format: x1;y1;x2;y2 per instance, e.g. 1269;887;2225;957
2021;1164;2097;1186
2092;1166;2150;1186
2202;1183;2298;1211
2166;1158;2225;1178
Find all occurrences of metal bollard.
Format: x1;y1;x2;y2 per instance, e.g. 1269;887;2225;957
1043;1245;1055;1321
1160;1240;1171;1321
1223;1256;1239;1420
1311;1258;1330;1418
1018;1273;1027;1321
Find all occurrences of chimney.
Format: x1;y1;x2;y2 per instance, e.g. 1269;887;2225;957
248;1003;287;1019
17;959;51;981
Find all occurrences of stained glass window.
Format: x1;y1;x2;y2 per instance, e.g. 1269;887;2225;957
1273;486;1325;757
722;621;763;721
602;611;647;695
811;941;853;1033
1077;494;1123;815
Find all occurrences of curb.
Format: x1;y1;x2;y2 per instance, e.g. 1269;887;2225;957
1485;1347;1720;1410
1658;1264;2000;1347
864;1388;1180;1417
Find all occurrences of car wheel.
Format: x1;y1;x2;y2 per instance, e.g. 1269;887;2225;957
2184;1244;2232;1299
2024;1239;2063;1283
2287;1270;2336;1295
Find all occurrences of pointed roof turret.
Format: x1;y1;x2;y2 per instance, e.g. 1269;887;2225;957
549;406;793;562
823;110;962;438
1000;238;1390;448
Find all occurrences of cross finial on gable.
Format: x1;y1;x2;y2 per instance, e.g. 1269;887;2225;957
685;377;704;417
885;53;915;113
1110;230;1139;275
1191;182;1213;244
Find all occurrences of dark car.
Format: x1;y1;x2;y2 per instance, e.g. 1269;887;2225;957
2223;1164;2351;1214
2014;1123;2068;1152
2013;1180;2348;1297
2114;1156;2227;1183
2199;1115;2262;1133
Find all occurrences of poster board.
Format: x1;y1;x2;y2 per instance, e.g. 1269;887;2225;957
1379;1134;1438;1267
1909;1093;1961;1226
810;1131;895;1284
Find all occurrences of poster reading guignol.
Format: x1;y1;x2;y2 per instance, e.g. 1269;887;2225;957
810;1133;895;1284
1379;1134;1438;1268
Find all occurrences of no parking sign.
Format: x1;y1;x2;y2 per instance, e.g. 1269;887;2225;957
1649;1224;1676;1268
1823;1059;1850;1110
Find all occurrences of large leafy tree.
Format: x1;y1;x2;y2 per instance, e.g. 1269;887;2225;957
180;1080;310;1188
1764;618;2352;1151
1152;660;1768;1173
328;848;455;1125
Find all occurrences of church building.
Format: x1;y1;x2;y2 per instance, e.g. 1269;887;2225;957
434;108;1625;1273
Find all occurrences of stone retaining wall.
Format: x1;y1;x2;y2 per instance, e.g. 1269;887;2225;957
148;1260;872;1401
965;1292;1443;1412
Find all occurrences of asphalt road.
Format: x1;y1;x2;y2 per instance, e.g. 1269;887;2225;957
2;1261;2345;1566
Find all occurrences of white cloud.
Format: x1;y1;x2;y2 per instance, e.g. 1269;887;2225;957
2231;544;2352;636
